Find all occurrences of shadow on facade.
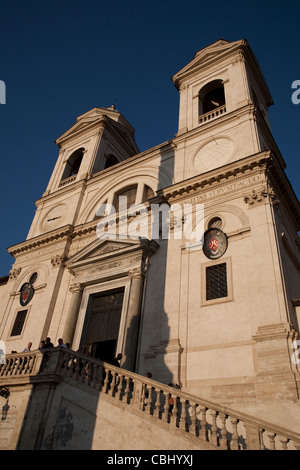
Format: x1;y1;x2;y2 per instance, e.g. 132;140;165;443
135;145;175;385
14;144;176;450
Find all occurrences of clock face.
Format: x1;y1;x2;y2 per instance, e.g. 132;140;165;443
194;138;234;172
203;228;228;260
41;204;68;232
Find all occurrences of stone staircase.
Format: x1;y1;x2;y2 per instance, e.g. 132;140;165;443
1;348;300;450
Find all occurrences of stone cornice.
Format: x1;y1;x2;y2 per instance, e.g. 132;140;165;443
265;152;300;228
158;151;300;227
158;151;272;202
7;225;74;258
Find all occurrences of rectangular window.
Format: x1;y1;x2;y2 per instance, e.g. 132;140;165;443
206;263;228;301
10;310;28;337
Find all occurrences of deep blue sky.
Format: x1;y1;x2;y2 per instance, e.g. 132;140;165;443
0;0;299;276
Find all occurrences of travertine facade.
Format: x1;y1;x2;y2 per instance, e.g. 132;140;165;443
0;40;300;449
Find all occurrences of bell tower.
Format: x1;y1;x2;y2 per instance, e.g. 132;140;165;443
27;107;139;239
171;39;276;182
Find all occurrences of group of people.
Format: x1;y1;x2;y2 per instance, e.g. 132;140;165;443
18;338;70;353
39;337;70;349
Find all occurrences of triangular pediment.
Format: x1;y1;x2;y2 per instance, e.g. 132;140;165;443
65;237;159;272
172;39;246;86
66;238;141;266
55;107;139;153
55;108;107;145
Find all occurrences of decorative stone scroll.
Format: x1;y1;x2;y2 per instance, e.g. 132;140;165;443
9;267;22;280
50;255;66;268
243;187;279;208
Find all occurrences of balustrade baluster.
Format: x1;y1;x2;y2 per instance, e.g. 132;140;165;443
103;367;110;393
59;352;67;373
142;382;151;412
14;357;21;375
109;371;117;397
92;364;100;389
25;356;30;375
147;386;153;414
209;409;218;446
218;413;228;449
117;375;123;400
25;355;33;374
179;399;187;431
259;429;265;450
68;356;75;378
190;402;198;436
7;358;12;375
0;361;5;376
17;357;24;375
98;365;104;390
7;359;12;375
199;407;207;440
162;393;169;422
124;376;131;403
278;436;289;450
10;358;16;375
86;363;92;386
84;361;89;383
74;359;81;381
172;396;179;427
15;357;21;375
79;360;85;383
26;355;33;374
230;418;239;450
154;389;161;418
267;432;276;450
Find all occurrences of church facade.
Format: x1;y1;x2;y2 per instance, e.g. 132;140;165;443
1;38;300;408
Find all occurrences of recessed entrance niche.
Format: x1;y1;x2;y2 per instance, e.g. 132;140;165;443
81;289;124;362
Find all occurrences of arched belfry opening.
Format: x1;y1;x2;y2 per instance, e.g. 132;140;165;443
104;154;119;170
61;147;85;181
199;79;225;116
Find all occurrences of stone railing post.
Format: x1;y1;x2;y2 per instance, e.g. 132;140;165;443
39;348;64;376
244;422;262;450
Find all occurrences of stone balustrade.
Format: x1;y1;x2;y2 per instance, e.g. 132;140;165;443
1;348;300;450
59;174;77;187
198;104;226;124
0;350;43;382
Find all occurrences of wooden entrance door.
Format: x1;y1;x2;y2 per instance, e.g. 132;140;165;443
84;290;124;362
